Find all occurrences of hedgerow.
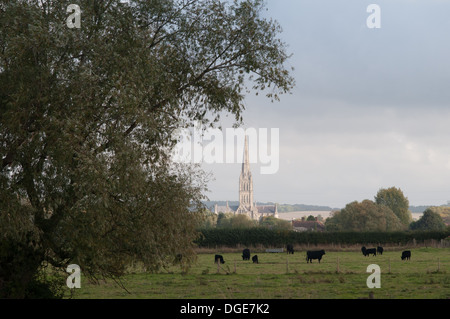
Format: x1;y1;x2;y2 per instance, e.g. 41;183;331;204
195;228;450;247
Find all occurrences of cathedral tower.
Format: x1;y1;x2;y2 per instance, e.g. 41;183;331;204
237;136;257;217
232;135;277;220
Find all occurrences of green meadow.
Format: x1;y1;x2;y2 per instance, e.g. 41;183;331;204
72;247;449;299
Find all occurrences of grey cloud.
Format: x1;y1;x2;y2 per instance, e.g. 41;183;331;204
205;0;450;208
266;0;450;108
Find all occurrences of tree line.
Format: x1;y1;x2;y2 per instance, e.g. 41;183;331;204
199;187;448;233
324;187;448;232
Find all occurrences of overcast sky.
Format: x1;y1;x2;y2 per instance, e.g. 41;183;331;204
201;0;450;208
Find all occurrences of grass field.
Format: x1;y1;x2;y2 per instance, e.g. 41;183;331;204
72;247;449;299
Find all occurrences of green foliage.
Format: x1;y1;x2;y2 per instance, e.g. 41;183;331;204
326;188;419;232
325;200;406;232
375;187;412;226
216;213;258;229
0;233;65;298
197;209;218;229
410;209;447;231
215;214;292;230
428;206;450;225
260;216;293;230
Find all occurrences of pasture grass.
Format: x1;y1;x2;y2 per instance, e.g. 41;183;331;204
72;247;449;299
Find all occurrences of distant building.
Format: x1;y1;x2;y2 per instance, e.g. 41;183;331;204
214;201;239;215
213;136;278;221
292;217;325;232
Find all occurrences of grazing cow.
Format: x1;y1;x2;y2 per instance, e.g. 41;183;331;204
286;244;294;254
361;246;366;255
362;247;377;256
366;248;377;256
242;249;250;261
401;250;411;260
214;254;225;264
306;250;326;263
252;255;259;264
377;246;384;255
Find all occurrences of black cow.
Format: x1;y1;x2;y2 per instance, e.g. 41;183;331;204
286;244;294;254
377;246;384;255
401;250;411;260
361;247;377;256
366;248;377;256
306;250;326;263
242;249;250;261
214;254;225;264
252;255;259;264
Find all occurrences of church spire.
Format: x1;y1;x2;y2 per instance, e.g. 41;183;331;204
239;135;253;211
235;134;277;221
242;135;250;175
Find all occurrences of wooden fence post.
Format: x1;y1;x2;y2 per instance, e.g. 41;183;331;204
336;257;340;273
388;257;391;274
286;258;289;274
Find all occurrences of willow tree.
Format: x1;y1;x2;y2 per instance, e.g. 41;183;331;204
0;0;294;297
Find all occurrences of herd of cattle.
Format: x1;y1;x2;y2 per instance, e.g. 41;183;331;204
214;245;413;264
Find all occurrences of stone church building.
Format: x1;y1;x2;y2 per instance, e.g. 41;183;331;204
214;136;278;221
